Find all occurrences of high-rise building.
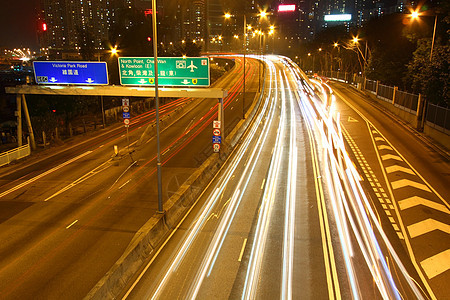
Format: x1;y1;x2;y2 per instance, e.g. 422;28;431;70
39;0;111;51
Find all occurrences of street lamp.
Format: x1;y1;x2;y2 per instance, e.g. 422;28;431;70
410;9;438;62
151;0;163;213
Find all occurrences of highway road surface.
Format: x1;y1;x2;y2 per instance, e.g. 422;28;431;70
0;57;260;299
122;56;439;299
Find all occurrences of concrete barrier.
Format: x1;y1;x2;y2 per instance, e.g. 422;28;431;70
85;68;267;299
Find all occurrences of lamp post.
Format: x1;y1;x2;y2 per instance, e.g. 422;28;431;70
410;10;438;62
151;0;163;213
225;12;248;119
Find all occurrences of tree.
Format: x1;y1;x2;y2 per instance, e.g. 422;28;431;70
407;40;449;106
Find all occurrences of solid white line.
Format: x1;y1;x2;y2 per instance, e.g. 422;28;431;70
260;178;265;190
66;220;78;229
0;151;93;199
238;238;247;262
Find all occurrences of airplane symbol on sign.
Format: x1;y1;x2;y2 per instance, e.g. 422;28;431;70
139;79;146;84
49;77;57;83
181;79;190;84
86;78;94;84
187;61;197;72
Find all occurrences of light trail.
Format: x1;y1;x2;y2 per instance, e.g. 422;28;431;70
286;58;426;299
149;57;278;300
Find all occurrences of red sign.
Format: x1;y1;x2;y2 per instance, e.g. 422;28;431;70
278;4;296;12
213;143;220;152
124;119;130;125
213;128;221;136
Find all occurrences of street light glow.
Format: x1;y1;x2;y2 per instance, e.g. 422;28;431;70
352;36;359;43
411;10;420;19
224;13;231;19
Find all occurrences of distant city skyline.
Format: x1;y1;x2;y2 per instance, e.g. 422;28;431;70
0;0;417;51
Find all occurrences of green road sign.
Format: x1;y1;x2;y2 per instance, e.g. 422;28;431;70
118;57;210;87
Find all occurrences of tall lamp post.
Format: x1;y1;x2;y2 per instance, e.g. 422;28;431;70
410;10;438;62
225;12;248;119
152;0;163;213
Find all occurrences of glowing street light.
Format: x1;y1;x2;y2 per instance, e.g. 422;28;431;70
110;45;118;55
409;9;438;62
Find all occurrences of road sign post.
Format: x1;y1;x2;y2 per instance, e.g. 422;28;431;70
118;57;210;87
33;61;108;85
122;98;130;151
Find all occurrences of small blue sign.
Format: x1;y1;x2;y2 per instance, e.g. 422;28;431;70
123;112;130;119
212;136;221;144
33;61;108;85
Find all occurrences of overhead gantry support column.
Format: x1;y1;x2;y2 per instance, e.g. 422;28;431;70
16;94;22;147
218;98;224;141
21;94;36;150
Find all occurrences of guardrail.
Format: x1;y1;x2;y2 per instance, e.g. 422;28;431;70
317;70;449;135
0;143;31;167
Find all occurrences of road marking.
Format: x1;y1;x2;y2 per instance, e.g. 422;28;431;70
399;196;450;214
347;116;359;122
66;220;78;229
377;145;393;151
44;159;111;202
119;179;131;190
375;137;385;142
391;179;431;192
260;178;265;190
420;249;450;279
381;154;403;161
0;151;93;199
385;165;415;175
407;219;450;238
238;238;247;262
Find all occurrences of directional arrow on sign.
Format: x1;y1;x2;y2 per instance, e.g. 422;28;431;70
86;78;94;84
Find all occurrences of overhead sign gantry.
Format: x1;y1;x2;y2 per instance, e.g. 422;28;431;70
118;57;210;87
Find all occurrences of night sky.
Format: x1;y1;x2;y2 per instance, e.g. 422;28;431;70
0;0;39;49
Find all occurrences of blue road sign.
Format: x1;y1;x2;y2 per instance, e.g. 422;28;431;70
33;61;108;85
123;112;130;119
212;136;221;144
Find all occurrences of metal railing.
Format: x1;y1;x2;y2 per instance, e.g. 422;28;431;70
0;143;31;167
426;103;450;133
317;70;448;135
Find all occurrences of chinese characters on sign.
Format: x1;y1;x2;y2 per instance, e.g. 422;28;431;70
118;57;210;87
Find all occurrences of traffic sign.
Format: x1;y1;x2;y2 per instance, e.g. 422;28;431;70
124;119;130;125
123;106;130;113
213;120;221;129
118;57;210;87
213;128;221;136
33;61;108;85
213;143;220;152
123;112;130;119
122;98;130;107
212;136;221;144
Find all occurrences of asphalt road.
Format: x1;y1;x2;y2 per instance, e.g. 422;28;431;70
327;81;450;300
0;57;260;299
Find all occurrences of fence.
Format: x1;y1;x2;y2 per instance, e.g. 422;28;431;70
426;103;450;134
0;143;30;167
317;70;449;134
